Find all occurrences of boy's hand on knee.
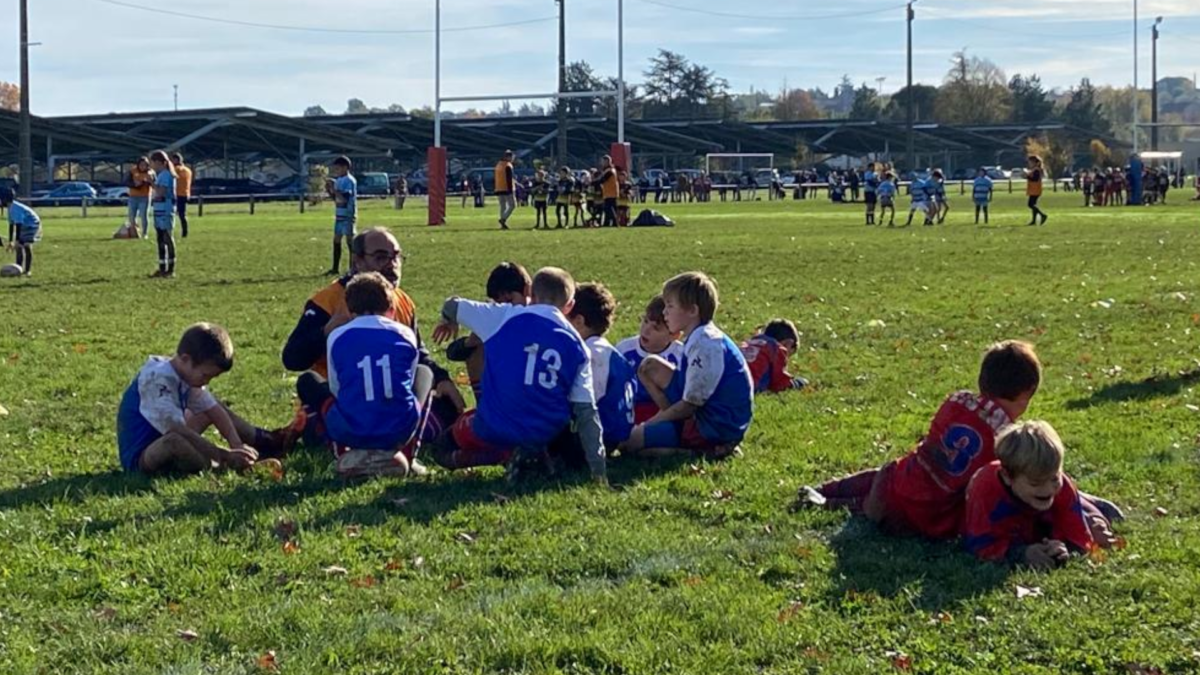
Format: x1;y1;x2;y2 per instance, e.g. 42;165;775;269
224;447;259;471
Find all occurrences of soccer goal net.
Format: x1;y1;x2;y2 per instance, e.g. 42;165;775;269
704;153;776;188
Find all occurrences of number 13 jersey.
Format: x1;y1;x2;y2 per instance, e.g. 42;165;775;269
456;301;594;447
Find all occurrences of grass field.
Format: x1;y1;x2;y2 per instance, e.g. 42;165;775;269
1;190;1199;674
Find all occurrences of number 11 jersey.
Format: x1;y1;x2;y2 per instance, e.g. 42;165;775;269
326;314;421;449
456;302;594;447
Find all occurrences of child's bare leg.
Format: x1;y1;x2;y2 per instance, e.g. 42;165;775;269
637;357;677;412
138;432;217;475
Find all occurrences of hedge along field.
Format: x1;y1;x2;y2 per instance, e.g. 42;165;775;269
0;191;1198;674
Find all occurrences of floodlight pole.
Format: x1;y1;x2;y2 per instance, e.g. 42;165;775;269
618;0;625;143
905;1;915;173
1151;17;1162;151
1132;0;1139;154
556;0;568;164
18;0;33;198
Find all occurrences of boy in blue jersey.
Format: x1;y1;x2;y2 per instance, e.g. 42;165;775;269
615;295;684;424
325;156;358;276
296;272;433;478
430;267;607;482
567;282;635;449
116;323;299;475
149;150;177;278
972;167;994;224
877;172;898;227
863;162;879;225
904;172;932;227
445;262;532;402
620;271;754;460
2;190;40;275
931;169;949;224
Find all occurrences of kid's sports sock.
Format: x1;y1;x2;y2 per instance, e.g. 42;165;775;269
332;242;342;272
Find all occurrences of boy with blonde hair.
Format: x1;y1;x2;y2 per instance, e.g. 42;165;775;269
620;272;754;459
963;421;1116;568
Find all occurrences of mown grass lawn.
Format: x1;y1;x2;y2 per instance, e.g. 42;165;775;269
1;190;1198;674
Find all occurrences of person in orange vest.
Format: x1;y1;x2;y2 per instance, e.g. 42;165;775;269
494;150;516;230
170;153;193;238
127;156;156;238
597;155;619;227
1026;155;1047;226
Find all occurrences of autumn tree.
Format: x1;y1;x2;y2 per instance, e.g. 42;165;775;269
0;81;19;111
935;51;1011;124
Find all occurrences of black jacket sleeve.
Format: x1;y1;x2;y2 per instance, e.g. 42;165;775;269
281;300;332;372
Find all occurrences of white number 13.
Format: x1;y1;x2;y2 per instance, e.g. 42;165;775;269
523;343;562;390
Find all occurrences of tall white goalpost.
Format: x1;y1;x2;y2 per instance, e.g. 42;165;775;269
427;0;627;226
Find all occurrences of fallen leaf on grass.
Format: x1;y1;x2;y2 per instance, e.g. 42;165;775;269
176;629;199;641
1185;404;1200;413
0;403;8;417
345;525;361;538
1154;507;1169;517
384;559;405;572
1125;664;1165;675
682;575;703;587
349;576;376;588
256;650;279;672
322;565;348;576
931;611;953;624
456;532;476;544
446;577;466;591
710;489;734;501
1112;536;1128;550
281;541;300;555
1015;585;1043;599
687;464;706;476
389;497;410;508
93;607;117;621
491;492;510;505
887;651;912;671
73;343;89;355
776;601;804;623
412;556;425;569
273;519;297;542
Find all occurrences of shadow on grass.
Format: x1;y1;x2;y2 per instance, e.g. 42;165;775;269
0;470;158;510
1065;367;1200;410
191;273;333;288
825;518;1007;612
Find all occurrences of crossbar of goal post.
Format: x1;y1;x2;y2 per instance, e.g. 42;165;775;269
427;0;627;226
705;153;775;187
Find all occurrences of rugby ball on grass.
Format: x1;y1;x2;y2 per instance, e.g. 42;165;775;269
0;263;23;277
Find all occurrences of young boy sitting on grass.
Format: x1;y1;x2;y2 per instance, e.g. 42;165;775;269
567;282;636;449
799;340;1042;538
296;272;434;479
616;295;685;425
445;261;532;401
740;318;809;394
117;323;299;475
620;272;754;460
430;267;607;482
963;420;1116;569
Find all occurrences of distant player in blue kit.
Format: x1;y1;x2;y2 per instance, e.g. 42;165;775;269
973;167;994;224
620;271;754;460
616;295;685;424
296;272;433;478
149;150;177;278
931;169;949;224
325;156;357;275
863;162;879;225
877;172;898;227
430;267;607;482
567;282;635;448
904;171;933;227
116;323;299;475
2;190;40;275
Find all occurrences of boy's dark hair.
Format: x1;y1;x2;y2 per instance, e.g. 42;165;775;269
486;262;531;302
569;282;616;335
178;322;235;372
644;295;668;326
149;150;171;165
333;155;352;169
762;318;799;344
662;271;718;324
170;152;184;164
531;267;575;309
345;272;393;316
978;340;1042;401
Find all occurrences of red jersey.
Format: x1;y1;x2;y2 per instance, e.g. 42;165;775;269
963;462;1094;562
880;391;1012;539
740;335;798;394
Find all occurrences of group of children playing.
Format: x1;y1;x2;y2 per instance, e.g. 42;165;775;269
861;155;1048;228
526;165;637;229
114;252;1121;570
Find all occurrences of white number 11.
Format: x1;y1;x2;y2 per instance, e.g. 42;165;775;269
357;354;394;402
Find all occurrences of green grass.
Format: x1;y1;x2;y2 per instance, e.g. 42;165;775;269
1;190;1199;674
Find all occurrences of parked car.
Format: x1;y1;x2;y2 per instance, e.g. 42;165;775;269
1009;167;1027;179
35;182;98;206
982;166;1011;180
405;170;430;195
191;178;272;197
754;168;780;188
269;175;309;196
642;169;670;186
357;172;391;197
97;186;130;205
950;168;973;181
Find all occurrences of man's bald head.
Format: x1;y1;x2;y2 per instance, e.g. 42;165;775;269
351;227;402;284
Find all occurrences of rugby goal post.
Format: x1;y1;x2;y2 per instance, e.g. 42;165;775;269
427;0;627;226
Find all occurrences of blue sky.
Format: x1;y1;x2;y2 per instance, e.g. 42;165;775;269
3;0;1199;117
